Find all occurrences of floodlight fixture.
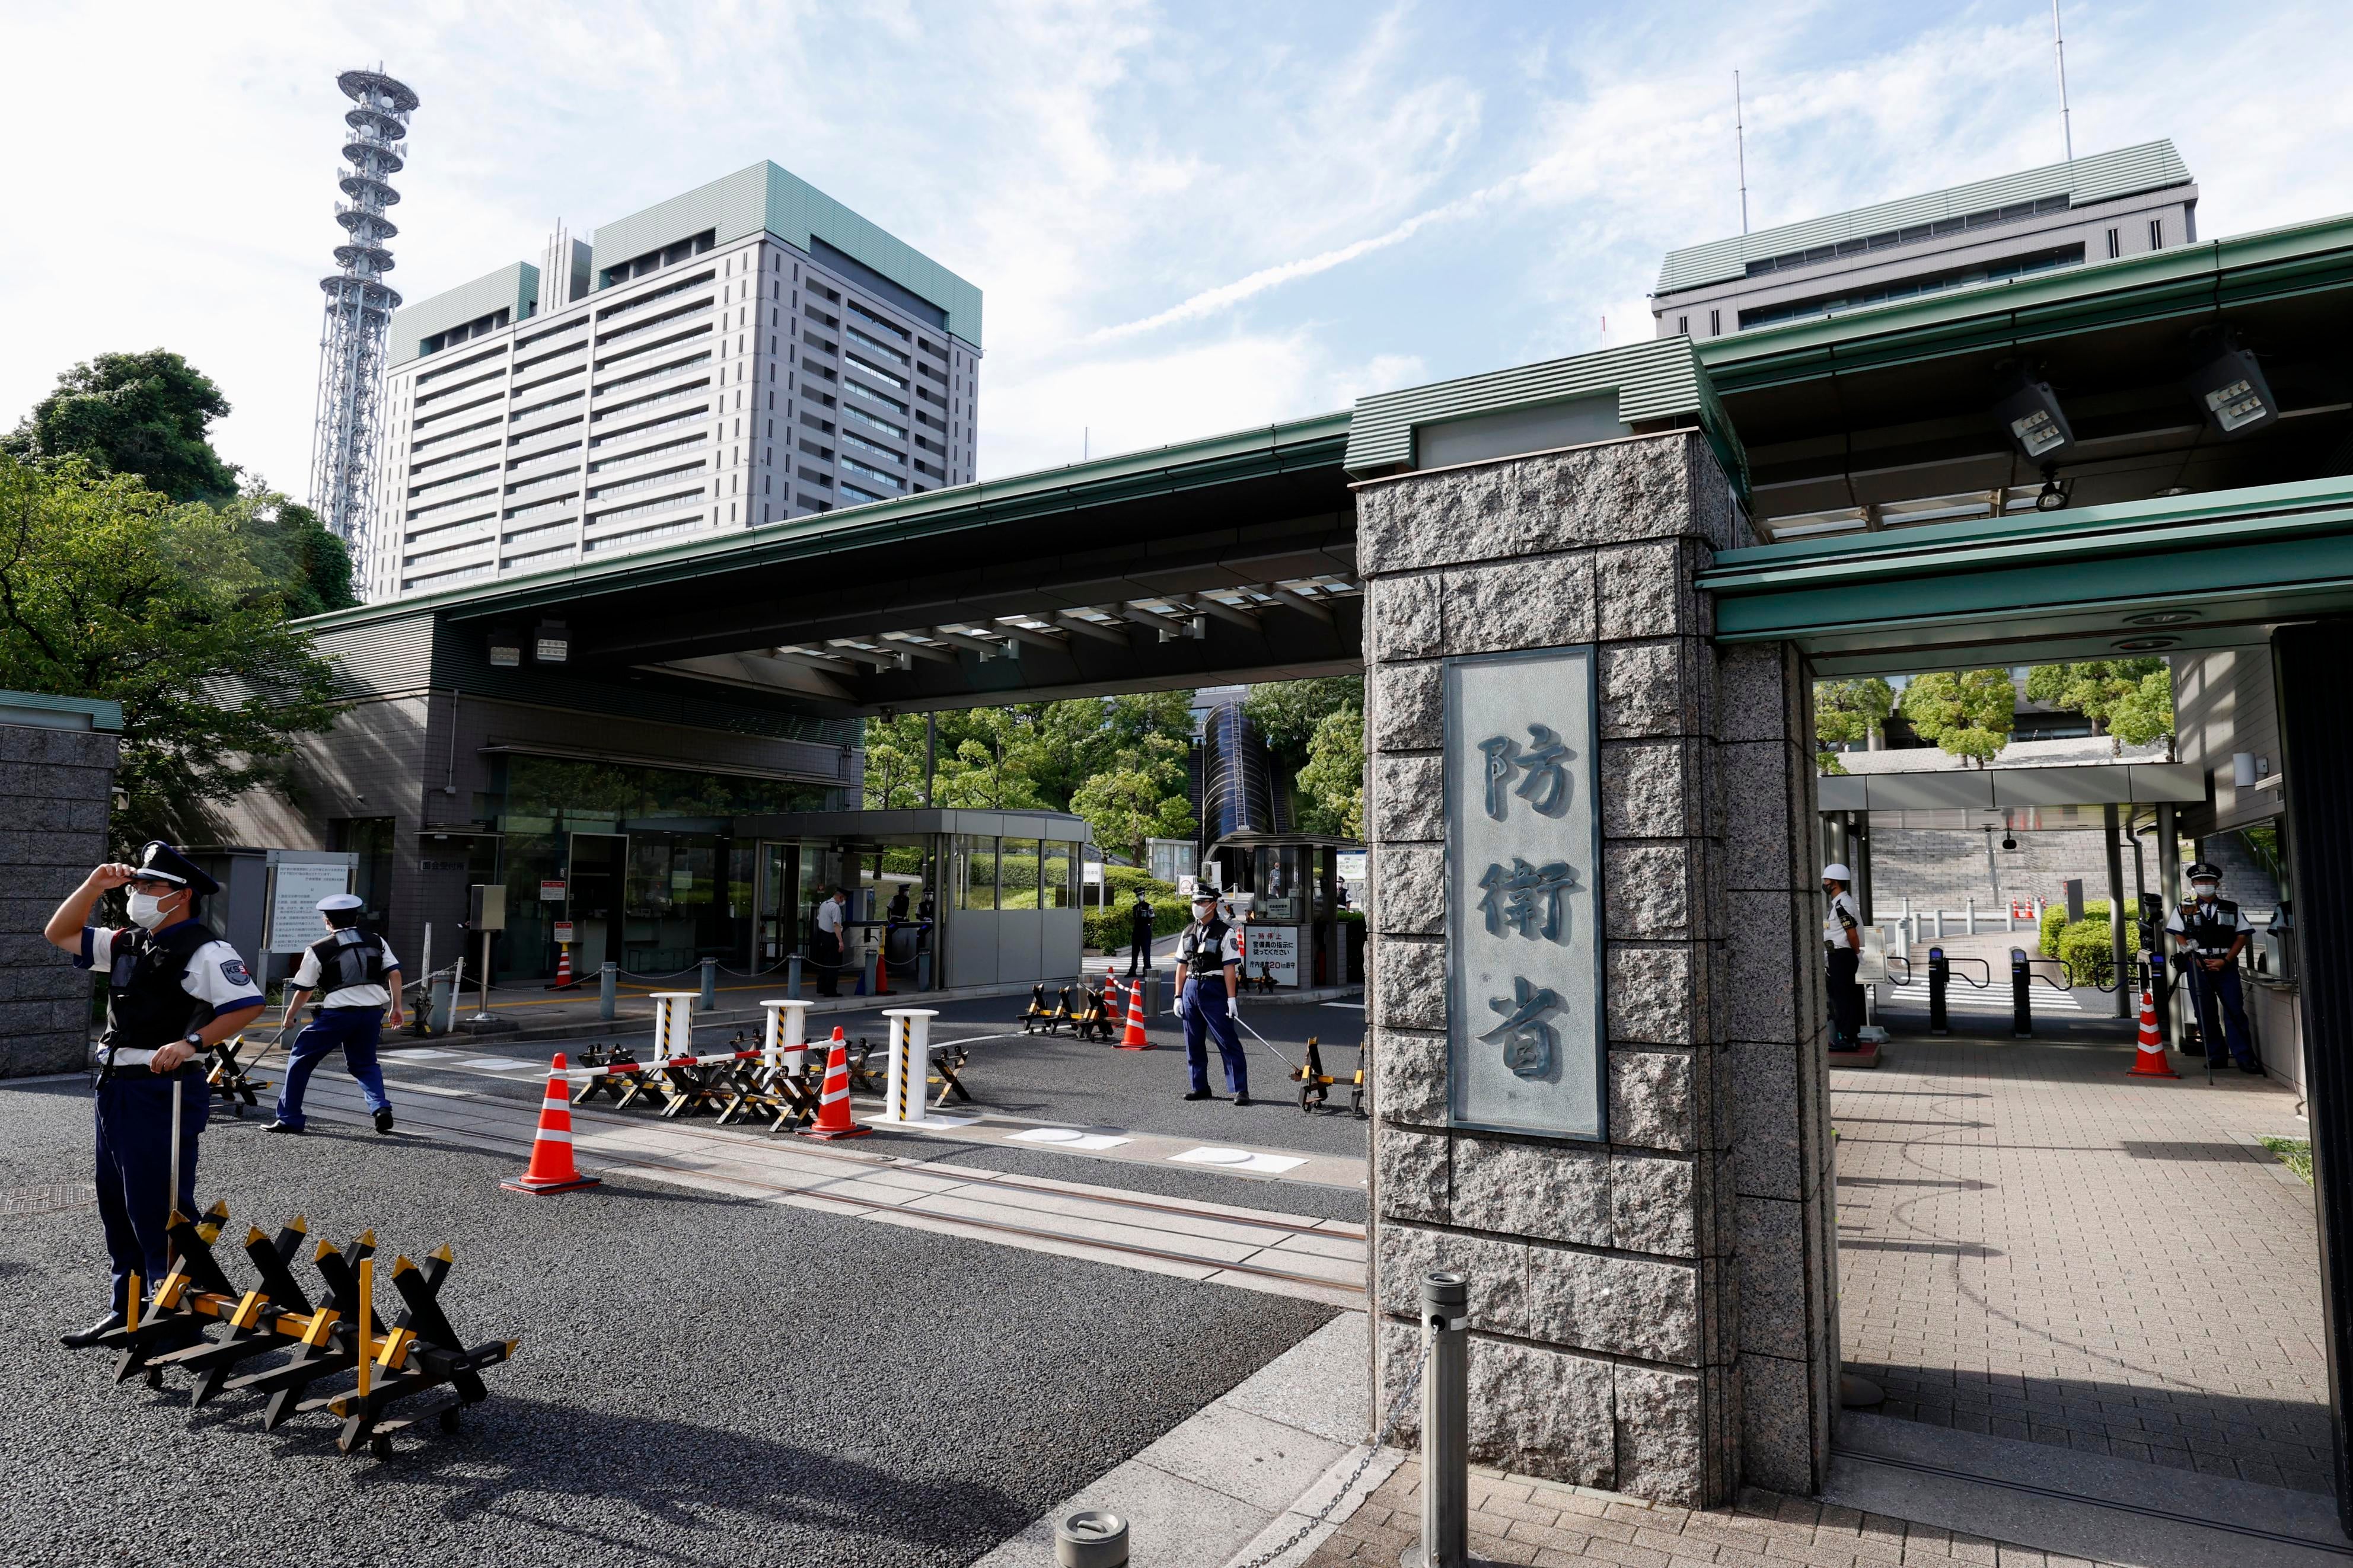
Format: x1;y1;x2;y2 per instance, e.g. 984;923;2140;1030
2034;471;2071;511
1995;365;2077;465
486;628;523;668
2188;328;2278;439
534;619;570;663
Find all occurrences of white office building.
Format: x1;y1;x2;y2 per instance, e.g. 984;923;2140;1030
368;161;983;599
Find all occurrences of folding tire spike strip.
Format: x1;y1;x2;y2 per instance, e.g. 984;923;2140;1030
203;1033;273;1117
87;1203;515;1458
1021;982;1051;1034
1289;1035;1368;1117
505;1054;602;1193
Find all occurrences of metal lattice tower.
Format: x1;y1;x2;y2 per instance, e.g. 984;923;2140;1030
309;68;419;585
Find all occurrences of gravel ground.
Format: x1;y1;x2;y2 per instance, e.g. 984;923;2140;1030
0;1077;1334;1568
391;994;1373;1159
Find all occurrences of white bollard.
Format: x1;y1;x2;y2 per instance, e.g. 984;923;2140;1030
648;992;697;1059
882;1007;940;1123
760;998;811;1072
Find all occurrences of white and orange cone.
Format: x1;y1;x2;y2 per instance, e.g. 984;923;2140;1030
1117;972;1153;1050
2127;988;2177;1079
799;1028;872;1140
503;1053;602;1192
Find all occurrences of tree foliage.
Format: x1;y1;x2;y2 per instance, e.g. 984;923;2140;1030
0;456;343;848
860;691;1198;858
2023;659;2174;752
1813;677;1895;774
1243;676;1362;767
2;350;241;503
1897;669;2016;767
235;494;356;618
1294;704;1364;836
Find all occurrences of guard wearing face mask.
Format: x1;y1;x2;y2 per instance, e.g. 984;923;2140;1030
2166;861;2259;1073
43;842;266;1348
1822;863;1864;1052
1176;891;1249;1105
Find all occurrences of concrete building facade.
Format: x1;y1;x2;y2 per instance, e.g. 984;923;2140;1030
1653;140;2196;340
0;694;120;1078
369;161;983;600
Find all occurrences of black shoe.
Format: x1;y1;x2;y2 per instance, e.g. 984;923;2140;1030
1233;1093;1254;1107
60;1313;125;1349
262;1120;305;1135
1182;1090;1214;1101
2238;1061;2265;1075
373;1107;396;1134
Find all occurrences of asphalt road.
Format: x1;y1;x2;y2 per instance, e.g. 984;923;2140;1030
380;991;1375;1161
0;1077;1335;1568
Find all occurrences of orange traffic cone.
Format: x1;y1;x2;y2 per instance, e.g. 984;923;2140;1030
548;946;575;991
1117;973;1153;1050
503;1053;602;1193
2128;988;2178;1079
874;944;889;995
799;1028;872;1139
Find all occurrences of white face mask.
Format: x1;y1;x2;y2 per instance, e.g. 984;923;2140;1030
2193;884;2219;902
127;891;174;930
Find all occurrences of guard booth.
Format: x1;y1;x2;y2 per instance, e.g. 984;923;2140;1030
732;807;1090;993
1200;832;1360;989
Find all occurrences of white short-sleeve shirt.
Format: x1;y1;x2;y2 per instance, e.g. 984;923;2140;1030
817;899;846;935
291;934;401;1008
2165;899;2253;950
80;923;266;1023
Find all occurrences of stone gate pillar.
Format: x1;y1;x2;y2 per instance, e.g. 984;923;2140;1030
1360;430;1836;1505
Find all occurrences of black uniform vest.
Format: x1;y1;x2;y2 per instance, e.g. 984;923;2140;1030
101;921;216;1052
1130;901;1157;940
2178;898;2240;951
307;928;390;994
1179;918;1232;976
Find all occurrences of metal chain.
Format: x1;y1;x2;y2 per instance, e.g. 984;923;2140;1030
1226;1334;1434;1568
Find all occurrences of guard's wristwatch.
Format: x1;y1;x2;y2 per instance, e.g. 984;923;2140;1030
183;1031;206;1052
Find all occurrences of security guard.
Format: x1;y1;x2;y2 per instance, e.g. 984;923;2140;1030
2166;861;2260;1072
265;893;404;1135
1822;863;1864;1052
1127;889;1157;978
43;842;265;1347
1176;891;1249;1104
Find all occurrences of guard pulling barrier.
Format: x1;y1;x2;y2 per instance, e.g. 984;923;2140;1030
1289;1036;1366;1117
84;1202;515;1459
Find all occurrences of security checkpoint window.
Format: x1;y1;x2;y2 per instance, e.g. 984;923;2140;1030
958;834;998;911
1000;839;1041;909
1042;842;1078;908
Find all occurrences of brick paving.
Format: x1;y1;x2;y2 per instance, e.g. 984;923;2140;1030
1834;1035;2330;1493
1305;1459;2131;1567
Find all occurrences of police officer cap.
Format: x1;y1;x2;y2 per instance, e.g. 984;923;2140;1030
316;893;366;912
1191;889;1219;904
1820;863;1853;884
2186;861;2223;883
133;840;220;896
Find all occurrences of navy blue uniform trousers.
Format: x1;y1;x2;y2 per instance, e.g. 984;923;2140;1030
275;1007;392;1129
2183;960;2257;1068
94;1067;206;1312
1182;978;1248;1096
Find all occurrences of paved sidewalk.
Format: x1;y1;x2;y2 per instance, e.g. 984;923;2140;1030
1833;1034;2329;1493
1303;1460;2130;1567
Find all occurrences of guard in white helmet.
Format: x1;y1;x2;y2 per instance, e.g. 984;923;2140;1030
1822;863;1864;1052
2164;861;2259;1072
264;893;404;1135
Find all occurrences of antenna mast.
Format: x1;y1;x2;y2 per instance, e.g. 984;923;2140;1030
2051;0;2074;162
1735;71;1750;234
310;67;419;598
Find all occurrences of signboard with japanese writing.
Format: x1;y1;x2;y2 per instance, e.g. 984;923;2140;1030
266;860;352;954
1444;647;1605;1139
1245;924;1301;986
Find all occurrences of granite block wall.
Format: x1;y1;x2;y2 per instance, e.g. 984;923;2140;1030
1359;431;1837;1506
0;721;117;1076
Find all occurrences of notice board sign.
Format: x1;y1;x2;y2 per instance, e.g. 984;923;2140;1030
1443;647;1605;1140
267;860;352;954
1245;924;1301;987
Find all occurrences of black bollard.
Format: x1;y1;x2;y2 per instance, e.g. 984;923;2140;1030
1928;946;1950;1036
2010;947;2032;1038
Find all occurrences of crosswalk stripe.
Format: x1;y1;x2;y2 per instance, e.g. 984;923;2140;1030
1880;981;2087;1013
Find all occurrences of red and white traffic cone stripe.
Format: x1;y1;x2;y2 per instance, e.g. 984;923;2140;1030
2127;988;2178;1080
504;1053;602;1192
799;1028;872;1140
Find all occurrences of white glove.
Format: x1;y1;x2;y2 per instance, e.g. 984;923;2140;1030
1227;992;1241;1021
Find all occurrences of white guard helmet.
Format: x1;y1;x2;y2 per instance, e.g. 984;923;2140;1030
1820;863;1853;883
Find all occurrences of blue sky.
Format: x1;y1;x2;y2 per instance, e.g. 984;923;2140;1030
6;1;2349;495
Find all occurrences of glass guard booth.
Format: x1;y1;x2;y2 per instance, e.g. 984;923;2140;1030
732;807;1091;993
1201;833;1363;989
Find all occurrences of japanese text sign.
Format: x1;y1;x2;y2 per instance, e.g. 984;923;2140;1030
1444;647;1605;1138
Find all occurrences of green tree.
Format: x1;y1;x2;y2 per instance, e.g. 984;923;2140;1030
232;494;356;617
3;350;241;503
1244;676;1362;768
0;456;343;847
2023;659;2174;752
1072;748;1197;865
935;708;1044;810
1294;704;1364;836
1813;677;1895;775
1898;669;2016;767
860;713;931;809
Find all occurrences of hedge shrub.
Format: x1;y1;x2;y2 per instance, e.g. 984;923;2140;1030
1083;896;1188;953
2039;899;2108;957
2053;917;2117;983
